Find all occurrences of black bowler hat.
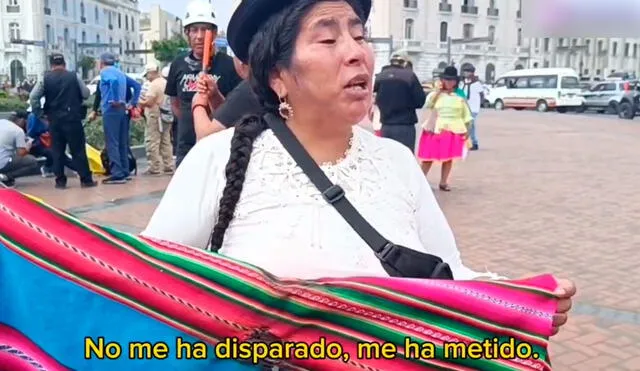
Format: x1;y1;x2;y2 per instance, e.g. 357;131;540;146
228;0;372;63
441;66;459;80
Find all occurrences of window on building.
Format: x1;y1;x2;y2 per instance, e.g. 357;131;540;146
118;13;121;28
119;39;122;54
8;0;19;6
586;39;591;54
131;17;135;31
9;22;20;41
403;0;417;8
109;37;113;46
404;18;414;39
80;2;84;17
634;44;638;58
63;27;69;46
463;23;473;39
96;34;100;43
625;43;630;57
44;0;49;8
81;31;86;43
598;40;604;52
439;21;448;42
489;0;495;8
125;15;129;30
95;6;99;21
440;22;449;42
132;42;135;51
126;41;129;50
488;25;495;44
612;41;617;56
558;38;564;47
544;38;549;52
62;0;67;14
517;28;522;46
45;24;52;44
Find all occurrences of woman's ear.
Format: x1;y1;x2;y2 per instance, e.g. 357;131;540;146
269;70;288;98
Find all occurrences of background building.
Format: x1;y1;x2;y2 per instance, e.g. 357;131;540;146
139;5;182;66
367;0;640;82
0;0;144;84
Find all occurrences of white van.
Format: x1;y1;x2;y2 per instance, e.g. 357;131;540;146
487;68;584;112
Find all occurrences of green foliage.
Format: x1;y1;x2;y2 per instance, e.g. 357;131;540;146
79;56;96;71
0;97;28;111
152;36;189;63
84;116;145;149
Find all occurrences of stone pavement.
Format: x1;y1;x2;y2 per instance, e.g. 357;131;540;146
6;110;640;370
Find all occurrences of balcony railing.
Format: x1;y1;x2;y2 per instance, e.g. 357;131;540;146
6;5;19;12
487;7;499;17
461;5;478;15
439;2;452;12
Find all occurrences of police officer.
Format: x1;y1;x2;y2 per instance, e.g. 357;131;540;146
373;54;426;152
165;0;242;167
29;53;97;189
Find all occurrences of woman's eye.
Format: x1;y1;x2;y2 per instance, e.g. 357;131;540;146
354;36;365;42
320;39;336;44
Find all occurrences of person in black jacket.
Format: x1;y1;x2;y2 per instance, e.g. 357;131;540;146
29;53;97;189
373;54;426;152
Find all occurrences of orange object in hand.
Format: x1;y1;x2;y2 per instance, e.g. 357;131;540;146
202;30;214;71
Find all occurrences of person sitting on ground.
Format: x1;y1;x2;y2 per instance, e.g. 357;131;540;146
26;112;76;178
0;111;40;187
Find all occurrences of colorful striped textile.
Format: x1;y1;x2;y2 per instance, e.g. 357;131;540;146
0;190;558;371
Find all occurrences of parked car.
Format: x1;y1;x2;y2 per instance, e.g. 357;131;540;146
487;68;584;112
576;80;639;119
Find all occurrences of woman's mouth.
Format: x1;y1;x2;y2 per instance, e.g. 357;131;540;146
344;74;369;93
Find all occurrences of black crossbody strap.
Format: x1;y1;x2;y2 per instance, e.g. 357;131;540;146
264;113;392;256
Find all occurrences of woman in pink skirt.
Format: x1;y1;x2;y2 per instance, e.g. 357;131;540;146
417;66;471;191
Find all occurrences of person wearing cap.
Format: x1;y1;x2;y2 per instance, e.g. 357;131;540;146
28;53;97;189
165;0;242;167
142;0;576;337
0;111;40;187
160;65;178;153
96;51;141;184
373;53;426;152
138;63;174;175
459;64;483;150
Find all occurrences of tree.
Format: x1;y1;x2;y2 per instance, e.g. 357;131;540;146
78;56;96;79
152;36;188;63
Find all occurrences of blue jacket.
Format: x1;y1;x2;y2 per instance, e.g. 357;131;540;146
99;66;141;113
26;113;48;147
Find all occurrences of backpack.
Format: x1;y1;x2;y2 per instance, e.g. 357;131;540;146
100;147;137;176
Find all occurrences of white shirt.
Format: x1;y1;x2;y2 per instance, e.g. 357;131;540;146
142;126;502;280
461;80;484;113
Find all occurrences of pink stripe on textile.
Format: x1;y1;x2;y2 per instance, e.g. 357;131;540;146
0;324;70;371
317;276;558;338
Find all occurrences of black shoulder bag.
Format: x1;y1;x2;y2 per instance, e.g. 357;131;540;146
264;113;453;280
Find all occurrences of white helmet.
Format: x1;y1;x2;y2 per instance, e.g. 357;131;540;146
183;1;217;28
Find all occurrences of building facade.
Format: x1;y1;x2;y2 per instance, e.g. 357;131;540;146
139;5;182;67
0;0;143;84
368;0;640;82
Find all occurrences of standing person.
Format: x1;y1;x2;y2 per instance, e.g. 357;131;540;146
373;54;426;152
138;63;174;175
165;0;242;167
0;111;39;187
29;53;96;189
95;52;141;184
460;64;483;150
417;66;471;192
160;65;178;155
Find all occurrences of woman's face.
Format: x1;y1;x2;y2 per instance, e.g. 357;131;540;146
272;1;374;125
442;78;457;90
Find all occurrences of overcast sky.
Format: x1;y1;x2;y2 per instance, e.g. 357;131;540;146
139;0;234;32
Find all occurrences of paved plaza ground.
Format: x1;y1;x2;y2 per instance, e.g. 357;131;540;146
7;109;640;370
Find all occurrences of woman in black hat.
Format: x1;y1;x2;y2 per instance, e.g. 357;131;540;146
417;66;471;191
143;0;575;337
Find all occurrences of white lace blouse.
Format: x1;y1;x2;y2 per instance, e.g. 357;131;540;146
142;126;502;280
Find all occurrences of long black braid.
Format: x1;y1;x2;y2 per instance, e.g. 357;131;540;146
209;0;365;251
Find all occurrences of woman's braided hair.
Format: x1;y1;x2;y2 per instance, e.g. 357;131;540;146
209;0;365;251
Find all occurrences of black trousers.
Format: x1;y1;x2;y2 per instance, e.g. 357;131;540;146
175;116;196;168
50;119;93;185
30;145;75;171
381;124;417;153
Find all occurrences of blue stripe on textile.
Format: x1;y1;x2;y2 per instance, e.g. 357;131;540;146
0;242;259;371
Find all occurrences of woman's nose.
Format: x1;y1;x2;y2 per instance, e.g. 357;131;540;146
343;38;368;65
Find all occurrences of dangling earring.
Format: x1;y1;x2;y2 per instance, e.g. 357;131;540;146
278;96;293;120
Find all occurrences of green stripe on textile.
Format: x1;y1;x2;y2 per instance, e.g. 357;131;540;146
108;229;528;371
